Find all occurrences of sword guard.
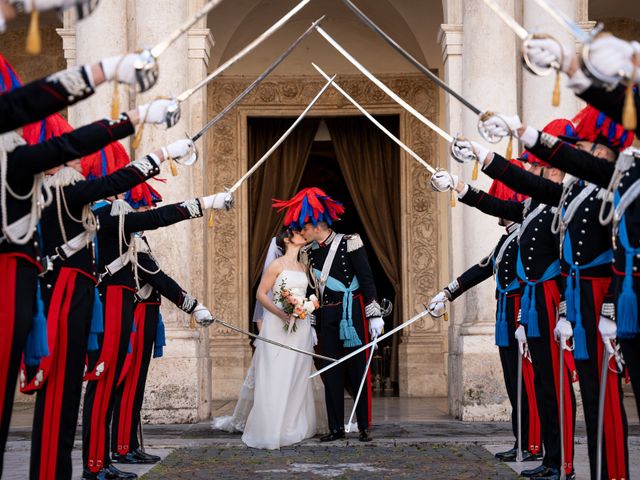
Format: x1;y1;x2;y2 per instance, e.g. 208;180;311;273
380;298;393;317
521;33;560;77
223;187;234;211
580;26;625;89
450;135;478;164
477;111;510;144
173;132;198;166
133;49;159;93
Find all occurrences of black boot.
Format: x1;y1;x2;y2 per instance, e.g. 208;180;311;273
358;429;372;442
103;464;138;479
495;446;517;461
111;452;143;464
82;469;108;480
522;451;544;462
320;429;345;442
520;464;546;477
131;448;161;463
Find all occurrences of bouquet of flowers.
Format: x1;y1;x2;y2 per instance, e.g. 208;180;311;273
274;279;320;333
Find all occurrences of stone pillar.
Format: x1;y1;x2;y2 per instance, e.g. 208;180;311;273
522;0;581;128
443;0;519;421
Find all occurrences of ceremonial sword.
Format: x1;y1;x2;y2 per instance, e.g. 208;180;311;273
210;317;337;362
338;0;509;146
558;333;568;480
516;345;524;463
596;348;611;480
315;26;474;165
179;17;325;167
312;63;437;175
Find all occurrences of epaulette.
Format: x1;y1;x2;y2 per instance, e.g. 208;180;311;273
345;233;364;252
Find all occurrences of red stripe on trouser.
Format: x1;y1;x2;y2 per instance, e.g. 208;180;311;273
544;281;575;474
515;295;541;455
40;269;77;480
591;278;628;480
0;255;17;427
87;287;123;473
117;305;146;454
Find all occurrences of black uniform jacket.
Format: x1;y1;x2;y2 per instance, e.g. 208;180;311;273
95;199;203;289
483;154;612;280
40;155;162;284
308;231;379;313
447;223;519;302
526;133;640;278
136;237;197;314
0;65;95;134
578;84;640;137
459;186;560;281
0;114;134;261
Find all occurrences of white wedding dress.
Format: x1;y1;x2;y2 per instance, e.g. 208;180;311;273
212;269;327;449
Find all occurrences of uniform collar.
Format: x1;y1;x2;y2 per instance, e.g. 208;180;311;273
318;230;336;248
506;222;520;234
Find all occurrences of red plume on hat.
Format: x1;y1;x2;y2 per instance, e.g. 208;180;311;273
571;104;634;152
22;112;74;145
0;52;23;94
272;187;344;229
82;142;163;208
520;118;577;167
488;159;529;203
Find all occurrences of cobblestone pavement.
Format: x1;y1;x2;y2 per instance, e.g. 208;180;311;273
142;443;516;479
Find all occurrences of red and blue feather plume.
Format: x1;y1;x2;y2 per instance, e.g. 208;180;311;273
0;53;23;94
273;187;344;229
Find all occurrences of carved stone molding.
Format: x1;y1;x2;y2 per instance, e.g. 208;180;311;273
205;74;445;397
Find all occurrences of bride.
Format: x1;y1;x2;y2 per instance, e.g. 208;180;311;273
212;227;327;449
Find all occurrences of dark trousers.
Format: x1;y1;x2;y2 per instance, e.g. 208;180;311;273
0;254;37;476
525;280;576;474
111;302;159;455
82;285;135;473
499;294;541;453
29;270;94;480
572;277;628;480
317;294;371;432
615;275;640;422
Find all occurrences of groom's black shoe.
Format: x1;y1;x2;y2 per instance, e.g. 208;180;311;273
358;429;372;442
320;429;345;442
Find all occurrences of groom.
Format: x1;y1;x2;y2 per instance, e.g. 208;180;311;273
273;188;384;442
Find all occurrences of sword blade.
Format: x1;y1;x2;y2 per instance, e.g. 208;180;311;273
596;350;611;480
345;339;377;433
516;351;523;462
178;0;311;103
312;63;437;174
316;26;454;143
340;0;482;115
214;318;336;362
191;17;325;143
558;340;566;480
482;0;529;40
228;75;335;193
310;309;432;379
150;0;225;58
530;0;590;43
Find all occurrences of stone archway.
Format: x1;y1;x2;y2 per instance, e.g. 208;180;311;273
205;73;448;403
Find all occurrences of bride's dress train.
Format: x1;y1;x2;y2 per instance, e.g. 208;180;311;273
212;270;327;449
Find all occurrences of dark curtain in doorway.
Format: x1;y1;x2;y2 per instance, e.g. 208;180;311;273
326;116;402;383
248;117;320;293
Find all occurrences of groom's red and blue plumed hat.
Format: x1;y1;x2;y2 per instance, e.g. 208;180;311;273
273;187;345;230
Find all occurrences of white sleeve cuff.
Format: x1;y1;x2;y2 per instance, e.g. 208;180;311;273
458;183;470;198
82;65;96;88
567;67;592;94
520;126;540;149
0;13;6;34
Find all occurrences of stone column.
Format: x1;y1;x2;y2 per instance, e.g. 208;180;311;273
522;0;581;128
444;0;519;421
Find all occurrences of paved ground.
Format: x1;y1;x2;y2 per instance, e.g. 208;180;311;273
3;397;639;479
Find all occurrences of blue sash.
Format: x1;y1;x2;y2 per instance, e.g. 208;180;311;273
24;224;49;366
615;190;640;338
516;255;561;338
563;230;613;359
494;275;520;347
314;268;362;347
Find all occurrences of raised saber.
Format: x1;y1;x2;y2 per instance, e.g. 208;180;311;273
213;317;336;362
227;75;335;194
530;0;589;43
177;0;311;103
150;0;225;59
311;309;434;379
190;17;325;145
312;63;436;174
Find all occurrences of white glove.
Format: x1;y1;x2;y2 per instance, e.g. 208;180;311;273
514;324;527;355
430;171;458;192
451;139;491;165
311;327;318;347
587;35;640;83
162;139;194;162
137;99;180;126
369;317;384;339
598;316;617;355
427;291;448;318
479;112;522;141
193;303;214;327
554;316;573;342
524;37;574;73
202;192;231;210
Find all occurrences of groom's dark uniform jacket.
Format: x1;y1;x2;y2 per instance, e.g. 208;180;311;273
307;230;380;433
